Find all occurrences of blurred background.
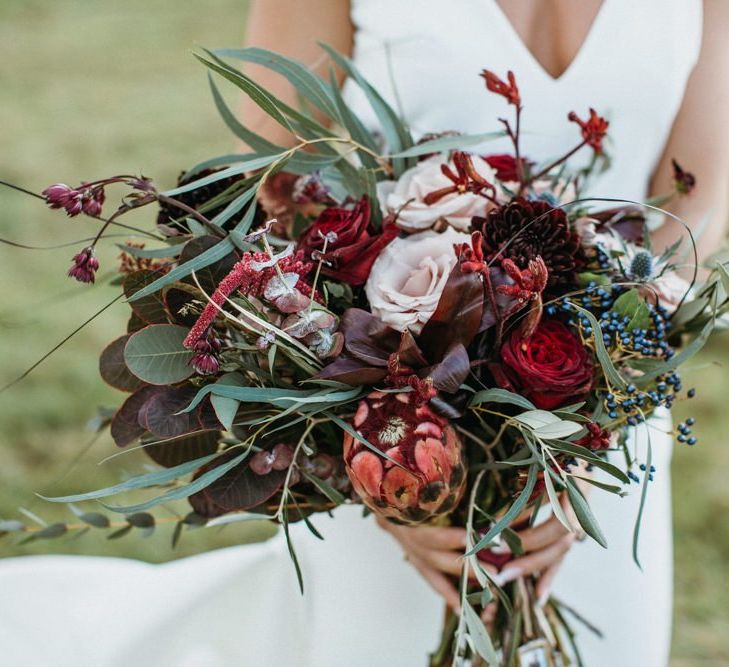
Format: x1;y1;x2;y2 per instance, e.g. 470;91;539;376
0;2;727;664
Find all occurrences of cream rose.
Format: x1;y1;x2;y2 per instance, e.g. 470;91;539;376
365;227;469;333
384;154;499;232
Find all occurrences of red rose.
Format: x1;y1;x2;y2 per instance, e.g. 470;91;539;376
493;320;594;410
298;197;398;286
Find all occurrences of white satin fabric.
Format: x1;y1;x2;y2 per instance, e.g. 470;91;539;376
0;2;703;665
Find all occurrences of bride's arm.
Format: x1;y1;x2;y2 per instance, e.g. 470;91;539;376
649;0;729;263
242;0;353;148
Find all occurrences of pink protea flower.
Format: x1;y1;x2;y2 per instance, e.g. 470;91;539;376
68;247;99;283
343;390;466;524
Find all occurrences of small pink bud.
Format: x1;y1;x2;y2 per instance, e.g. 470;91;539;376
81;187;105;217
42;183;76;209
271;443;294;471
250;449;276;475
68;247;99;284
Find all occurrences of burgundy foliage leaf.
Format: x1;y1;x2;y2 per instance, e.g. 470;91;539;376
340;308;402;366
127;312;146;334
189;450;286;518
99;335;144;392
164;288;199;327
139;386;222;439
179;235;238;295
418;265;484;362
316;357;389;385
425;343;471;393
139;385;201;439
144;430;220;468
110;385;159;447
123;270;170;325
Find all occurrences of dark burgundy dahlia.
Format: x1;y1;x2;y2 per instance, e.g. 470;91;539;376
471;197;583;288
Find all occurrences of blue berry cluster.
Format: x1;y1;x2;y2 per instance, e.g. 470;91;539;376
676;416;698;446
628;463;656;483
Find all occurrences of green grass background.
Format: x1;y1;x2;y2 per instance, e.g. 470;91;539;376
0;2;727;664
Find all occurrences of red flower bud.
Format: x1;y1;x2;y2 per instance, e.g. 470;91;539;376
480;69;521;107
568;108;609;154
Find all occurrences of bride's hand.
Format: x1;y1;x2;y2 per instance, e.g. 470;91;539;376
375;516;481;612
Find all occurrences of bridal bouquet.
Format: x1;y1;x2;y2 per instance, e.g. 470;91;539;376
4;47;728;665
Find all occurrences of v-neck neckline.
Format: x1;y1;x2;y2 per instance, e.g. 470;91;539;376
488;0;611;84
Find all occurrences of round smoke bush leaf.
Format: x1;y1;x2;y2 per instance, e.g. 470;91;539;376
99;335;144;392
124;324;194;385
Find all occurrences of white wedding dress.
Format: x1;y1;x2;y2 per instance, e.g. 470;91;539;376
0;2;703;665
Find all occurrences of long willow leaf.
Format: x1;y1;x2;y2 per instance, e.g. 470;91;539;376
319;43;413;176
466;463;538;556
571;304;627;391
215;47;340;121
388;131;505;158
39;453;220;503
101;449;251;514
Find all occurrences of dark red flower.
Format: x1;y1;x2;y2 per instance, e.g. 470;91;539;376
484;154;533;183
497;256;549;338
423;151;496;205
481;70;521;107
68;247;99;283
471;197;583;288
568;108;609;154
298;197;397;286
574;423;611;451
493;320;594;410
671;159;696;195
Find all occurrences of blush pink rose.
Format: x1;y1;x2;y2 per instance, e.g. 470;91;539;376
384;155;500;232
364;227;469;333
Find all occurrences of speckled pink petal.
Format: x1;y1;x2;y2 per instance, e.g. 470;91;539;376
414;437;448;482
382;467;419;510
350;450;384;499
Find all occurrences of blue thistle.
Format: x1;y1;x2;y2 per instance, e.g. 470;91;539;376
629;250;654;279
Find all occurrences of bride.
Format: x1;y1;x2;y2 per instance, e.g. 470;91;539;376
1;1;728;666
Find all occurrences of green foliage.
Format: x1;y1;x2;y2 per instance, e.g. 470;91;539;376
124;324;194;385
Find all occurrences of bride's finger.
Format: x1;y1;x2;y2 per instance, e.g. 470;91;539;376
514;516;570;553
407;552;461;612
535;555;565;605
494;534;575;583
411;546;464;577
398;525;468;551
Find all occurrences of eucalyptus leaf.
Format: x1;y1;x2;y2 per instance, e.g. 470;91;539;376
101;449;250;514
388;130;504;158
570;304;627;390
124;324;194;385
566;478;607;548
128;236;235;302
39;452;220;503
470;388;536;411
466;464;538;556
463;601;499;664
215;47;339;120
